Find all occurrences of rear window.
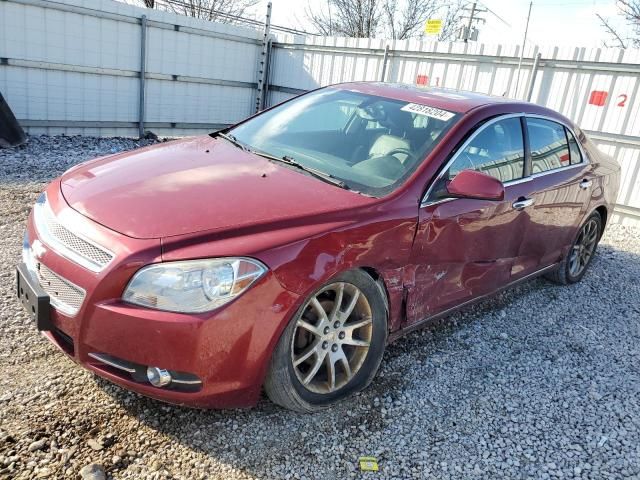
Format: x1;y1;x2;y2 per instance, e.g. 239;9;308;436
526;118;571;173
566;128;583;165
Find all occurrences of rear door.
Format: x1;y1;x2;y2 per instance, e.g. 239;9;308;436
514;116;593;276
406;115;536;324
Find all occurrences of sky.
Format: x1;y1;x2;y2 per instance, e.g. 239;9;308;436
247;0;637;48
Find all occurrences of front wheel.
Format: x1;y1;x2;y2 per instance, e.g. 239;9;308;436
545;211;602;285
264;270;387;412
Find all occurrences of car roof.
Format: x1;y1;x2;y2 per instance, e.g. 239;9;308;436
333;82;520;114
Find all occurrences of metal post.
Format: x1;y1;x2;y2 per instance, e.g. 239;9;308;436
255;2;272;113
525;52;541;102
514;1;532;99
262;38;273;110
464;2;476;43
380;45;389;82
138;15;147;138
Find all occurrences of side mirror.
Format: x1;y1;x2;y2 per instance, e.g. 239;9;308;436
446;169;505;201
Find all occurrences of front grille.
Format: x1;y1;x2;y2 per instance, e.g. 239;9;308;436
45;210;113;266
34;195;114;272
36;262;86;316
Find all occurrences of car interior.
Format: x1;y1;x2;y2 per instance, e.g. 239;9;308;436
263;99;453;191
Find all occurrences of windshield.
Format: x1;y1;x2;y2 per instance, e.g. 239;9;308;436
227;88;460;196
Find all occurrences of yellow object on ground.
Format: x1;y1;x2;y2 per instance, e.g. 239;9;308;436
359;456;379;471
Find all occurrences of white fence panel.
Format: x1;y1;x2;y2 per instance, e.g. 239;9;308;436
0;0;263;137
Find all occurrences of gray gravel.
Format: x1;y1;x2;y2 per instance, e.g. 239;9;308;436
1;135;640;479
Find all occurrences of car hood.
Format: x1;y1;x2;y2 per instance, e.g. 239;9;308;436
60;136;374;239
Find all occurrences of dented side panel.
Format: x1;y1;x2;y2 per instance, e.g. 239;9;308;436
405;182;535;324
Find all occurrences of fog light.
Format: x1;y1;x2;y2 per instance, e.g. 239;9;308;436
146;367;172;387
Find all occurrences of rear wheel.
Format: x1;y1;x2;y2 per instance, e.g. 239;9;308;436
264;270;387;412
545;212;602;285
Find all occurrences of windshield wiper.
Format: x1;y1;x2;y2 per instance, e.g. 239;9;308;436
253;151;348;189
214;131;247;151
212;135;350;190
281;156;348;188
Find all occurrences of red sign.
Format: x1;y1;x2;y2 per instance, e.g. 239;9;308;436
589;90;608;106
416;75;428;86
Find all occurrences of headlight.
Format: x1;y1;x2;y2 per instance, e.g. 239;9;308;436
122;258;267;313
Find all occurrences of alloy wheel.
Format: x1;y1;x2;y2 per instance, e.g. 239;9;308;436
569;218;599;277
290;282;373;394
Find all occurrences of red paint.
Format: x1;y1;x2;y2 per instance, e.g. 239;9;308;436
60;137;373;239
416;74;428;85
26;83;620;408
589;90;608;106
446;169;505;201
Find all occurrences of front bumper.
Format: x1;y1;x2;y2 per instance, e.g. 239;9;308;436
19;182;300;408
36;274;298;408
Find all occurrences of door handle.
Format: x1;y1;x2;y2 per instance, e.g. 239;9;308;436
512;198;534;210
580;179;593;190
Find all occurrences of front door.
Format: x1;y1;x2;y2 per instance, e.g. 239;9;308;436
405;115;536;324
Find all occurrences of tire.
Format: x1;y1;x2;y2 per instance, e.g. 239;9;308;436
545;211;602;285
264;269;388;413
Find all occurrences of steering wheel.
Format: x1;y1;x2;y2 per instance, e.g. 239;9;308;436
385;147;417;164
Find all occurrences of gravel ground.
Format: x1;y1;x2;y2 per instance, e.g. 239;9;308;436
1;135;639;480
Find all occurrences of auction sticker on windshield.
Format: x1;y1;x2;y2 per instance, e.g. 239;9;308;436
401;103;455;121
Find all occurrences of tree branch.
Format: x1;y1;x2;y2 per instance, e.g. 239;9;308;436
617;0;640;46
597;13;628;48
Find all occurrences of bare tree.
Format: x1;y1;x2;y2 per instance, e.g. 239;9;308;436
307;0;382;38
308;0;463;40
305;2;335;36
436;0;465;41
164;0;259;22
135;0;259;22
618;0;640;46
597;13;627;49
598;1;640;48
383;0;439;40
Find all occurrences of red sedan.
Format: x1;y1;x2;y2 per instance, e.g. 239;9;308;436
17;83;620;412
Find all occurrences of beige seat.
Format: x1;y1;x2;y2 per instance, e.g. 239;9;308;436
368;134;411;162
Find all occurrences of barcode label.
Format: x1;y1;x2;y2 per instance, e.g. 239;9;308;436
401;103;455;121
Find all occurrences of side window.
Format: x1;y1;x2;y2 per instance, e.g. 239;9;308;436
447;117;525;183
566;127;583;165
526;118;571;173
